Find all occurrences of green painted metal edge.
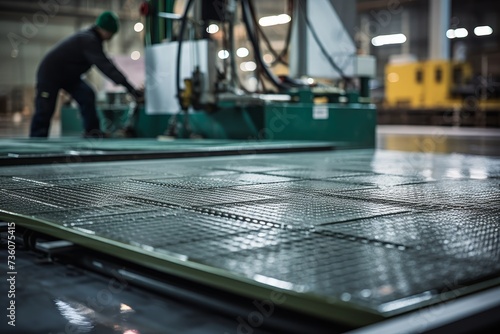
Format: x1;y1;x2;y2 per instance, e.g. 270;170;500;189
0;211;383;327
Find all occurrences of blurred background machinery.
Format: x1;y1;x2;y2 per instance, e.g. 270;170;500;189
126;0;377;147
1;0;499;135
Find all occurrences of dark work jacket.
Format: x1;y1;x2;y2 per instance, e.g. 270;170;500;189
37;26;134;92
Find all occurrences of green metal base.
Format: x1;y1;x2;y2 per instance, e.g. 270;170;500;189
62;103;376;148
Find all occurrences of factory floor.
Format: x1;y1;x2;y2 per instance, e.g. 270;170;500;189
1;112;499;156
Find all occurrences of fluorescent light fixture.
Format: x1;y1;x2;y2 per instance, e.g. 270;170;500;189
240;61;257;72
454;28;468;38
474;25;493;36
236;47;249;58
259;14;291;27
371;33;407;46
218;50;229;59
134;22;144;32
131;51;141;60
446;29;456;39
206;24;219;34
447;28;469;39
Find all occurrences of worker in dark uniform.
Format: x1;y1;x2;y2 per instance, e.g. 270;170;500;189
30;11;142;138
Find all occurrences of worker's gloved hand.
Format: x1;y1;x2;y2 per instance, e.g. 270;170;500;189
130;88;145;103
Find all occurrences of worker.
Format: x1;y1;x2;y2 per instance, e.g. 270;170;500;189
30;11;143;138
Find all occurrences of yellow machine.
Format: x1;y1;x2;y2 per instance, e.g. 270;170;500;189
385;60;473;109
385;62;425;108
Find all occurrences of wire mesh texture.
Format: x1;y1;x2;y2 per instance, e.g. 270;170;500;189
1;149;499;317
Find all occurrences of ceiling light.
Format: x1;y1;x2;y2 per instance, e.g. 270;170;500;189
134;22;144;33
218;50;229;59
474;25;493;36
371;33;407;46
263;54;274;64
131;51;141;60
259;14;291;27
206;24;219;34
454;28;468;38
240;61;257;72
446;29;456;39
236;47;249;58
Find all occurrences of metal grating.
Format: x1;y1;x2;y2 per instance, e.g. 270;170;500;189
230;179;376;197
317;210;500;261
1;149;499;324
263;168;373;179
200;231;500;310
200;196;409;227
336;179;500;210
47;209;276;250
130;173;295;190
321;174;430;186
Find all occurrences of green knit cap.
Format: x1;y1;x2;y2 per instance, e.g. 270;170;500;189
96;11;119;33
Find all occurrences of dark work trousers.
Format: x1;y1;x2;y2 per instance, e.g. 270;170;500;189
30;80;101;137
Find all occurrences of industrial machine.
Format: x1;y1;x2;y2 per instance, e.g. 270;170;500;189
384;59;500;126
127;0;377;146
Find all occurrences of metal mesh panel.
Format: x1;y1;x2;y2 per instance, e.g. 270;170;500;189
231;180;376;197
322;174;430;186
130;173;295;190
317;210;500;261
201;196;410;227
263;169;373;179
2;186;124;208
61;210;276;250
200;232;498;309
0;191;63;214
336;180;500;210
1;149;499;320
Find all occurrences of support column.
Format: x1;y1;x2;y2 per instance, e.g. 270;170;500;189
359;14;371;55
289;0;307;78
429;0;450;60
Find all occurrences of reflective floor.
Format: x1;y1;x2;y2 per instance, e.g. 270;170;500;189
0;114;60;138
377;125;500;157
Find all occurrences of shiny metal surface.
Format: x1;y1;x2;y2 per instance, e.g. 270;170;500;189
1;149;499;325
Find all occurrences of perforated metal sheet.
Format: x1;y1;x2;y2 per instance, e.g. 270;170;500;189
1;150;499;325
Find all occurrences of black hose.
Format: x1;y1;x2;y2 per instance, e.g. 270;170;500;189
176;0;196;110
270;0;294;67
241;0;287;91
248;0;290;67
